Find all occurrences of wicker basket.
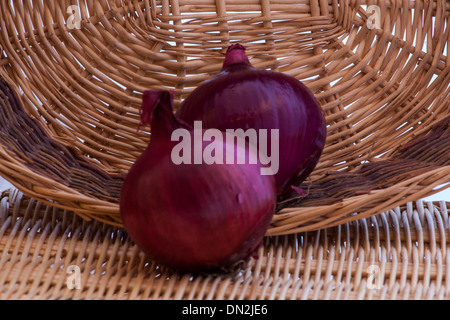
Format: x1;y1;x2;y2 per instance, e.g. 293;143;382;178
0;0;449;235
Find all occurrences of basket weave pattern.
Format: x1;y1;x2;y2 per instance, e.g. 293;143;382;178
0;0;449;233
1;189;449;299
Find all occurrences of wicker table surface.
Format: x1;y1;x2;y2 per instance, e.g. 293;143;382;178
1;186;449;300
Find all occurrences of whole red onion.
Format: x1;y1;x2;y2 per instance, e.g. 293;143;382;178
120;90;276;272
176;44;327;198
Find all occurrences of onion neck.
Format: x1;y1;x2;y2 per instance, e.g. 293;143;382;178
222;44;252;70
140;90;190;140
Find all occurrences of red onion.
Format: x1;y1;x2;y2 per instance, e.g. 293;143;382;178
176;44;327;198
120;90;276;272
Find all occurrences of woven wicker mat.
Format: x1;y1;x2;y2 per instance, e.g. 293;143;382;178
1;187;449;300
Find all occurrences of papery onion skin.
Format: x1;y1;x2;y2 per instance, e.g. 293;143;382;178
120;90;276;272
176;44;327;198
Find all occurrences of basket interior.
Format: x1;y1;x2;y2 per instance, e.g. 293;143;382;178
0;0;449;232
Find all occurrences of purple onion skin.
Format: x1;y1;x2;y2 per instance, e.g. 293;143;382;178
120;90;276;272
176;45;327;198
